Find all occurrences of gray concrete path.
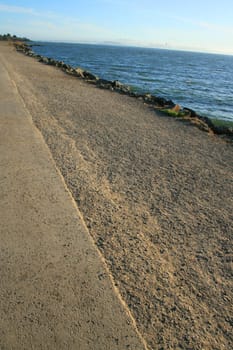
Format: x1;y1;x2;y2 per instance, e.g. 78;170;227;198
0;45;147;350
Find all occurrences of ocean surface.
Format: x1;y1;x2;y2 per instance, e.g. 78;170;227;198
32;42;233;122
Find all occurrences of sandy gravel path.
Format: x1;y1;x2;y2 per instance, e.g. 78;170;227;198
0;43;147;350
1;42;232;349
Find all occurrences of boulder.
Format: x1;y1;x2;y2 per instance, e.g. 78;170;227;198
142;94;174;108
112;80;131;93
96;79;113;89
63;63;70;70
183;107;197;118
74;67;85;78
143;93;152;101
74;68;98;81
83;70;98;81
39;57;49;64
55;61;65;68
112;80;124;89
47;58;57;66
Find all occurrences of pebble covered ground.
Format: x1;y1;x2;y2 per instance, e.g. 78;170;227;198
5;45;233;350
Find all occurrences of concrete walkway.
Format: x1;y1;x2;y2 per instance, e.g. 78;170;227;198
0;45;146;350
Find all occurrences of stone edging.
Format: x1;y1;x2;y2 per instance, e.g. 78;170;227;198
14;42;233;140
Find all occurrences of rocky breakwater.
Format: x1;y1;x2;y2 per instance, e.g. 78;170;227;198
14;42;233;139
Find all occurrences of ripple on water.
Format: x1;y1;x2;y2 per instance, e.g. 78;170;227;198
33;42;233;121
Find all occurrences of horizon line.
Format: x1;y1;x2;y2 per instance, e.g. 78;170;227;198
31;38;233;57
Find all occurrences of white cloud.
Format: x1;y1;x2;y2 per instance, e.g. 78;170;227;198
29;20;58;31
198;21;233;35
0;3;58;19
0;2;111;38
168;13;233;35
0;4;37;15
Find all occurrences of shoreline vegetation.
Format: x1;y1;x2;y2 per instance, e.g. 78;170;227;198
0;33;30;42
13;40;233;139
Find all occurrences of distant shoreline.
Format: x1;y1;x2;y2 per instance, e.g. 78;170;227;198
30;40;233;57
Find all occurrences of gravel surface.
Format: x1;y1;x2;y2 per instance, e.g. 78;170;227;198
4;44;233;350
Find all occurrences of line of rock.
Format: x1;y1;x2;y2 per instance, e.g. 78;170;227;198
14;42;232;139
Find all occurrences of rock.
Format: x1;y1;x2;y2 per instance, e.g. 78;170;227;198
75;67;85;78
154;96;170;107
55;61;65;68
55;61;69;69
47;58;57;66
112;80;131;94
39;57;49;64
26;51;34;57
57;62;70;70
67;68;76;74
195;120;211;133
183;107;197;118
83;70;98;81
74;67;98;81
141;94;175;108
144;93;152;101
128;91;137;97
13;42;233;139
212;125;233;136
96;79;113;89
112;80;125;89
22;45;30;52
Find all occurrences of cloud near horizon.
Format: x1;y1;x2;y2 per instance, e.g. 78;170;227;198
0;3;113;41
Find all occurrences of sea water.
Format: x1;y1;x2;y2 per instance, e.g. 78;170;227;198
32;42;233;122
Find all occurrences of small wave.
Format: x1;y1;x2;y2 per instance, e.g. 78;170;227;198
185;80;199;85
32;42;233;121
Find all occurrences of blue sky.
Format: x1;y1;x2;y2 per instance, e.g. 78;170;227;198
0;0;233;54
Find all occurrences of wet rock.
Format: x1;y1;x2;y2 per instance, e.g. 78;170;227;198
212;125;233;136
112;80;124;89
183;107;197;118
96;79;113;90
144;94;175;108
112;80;131;94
